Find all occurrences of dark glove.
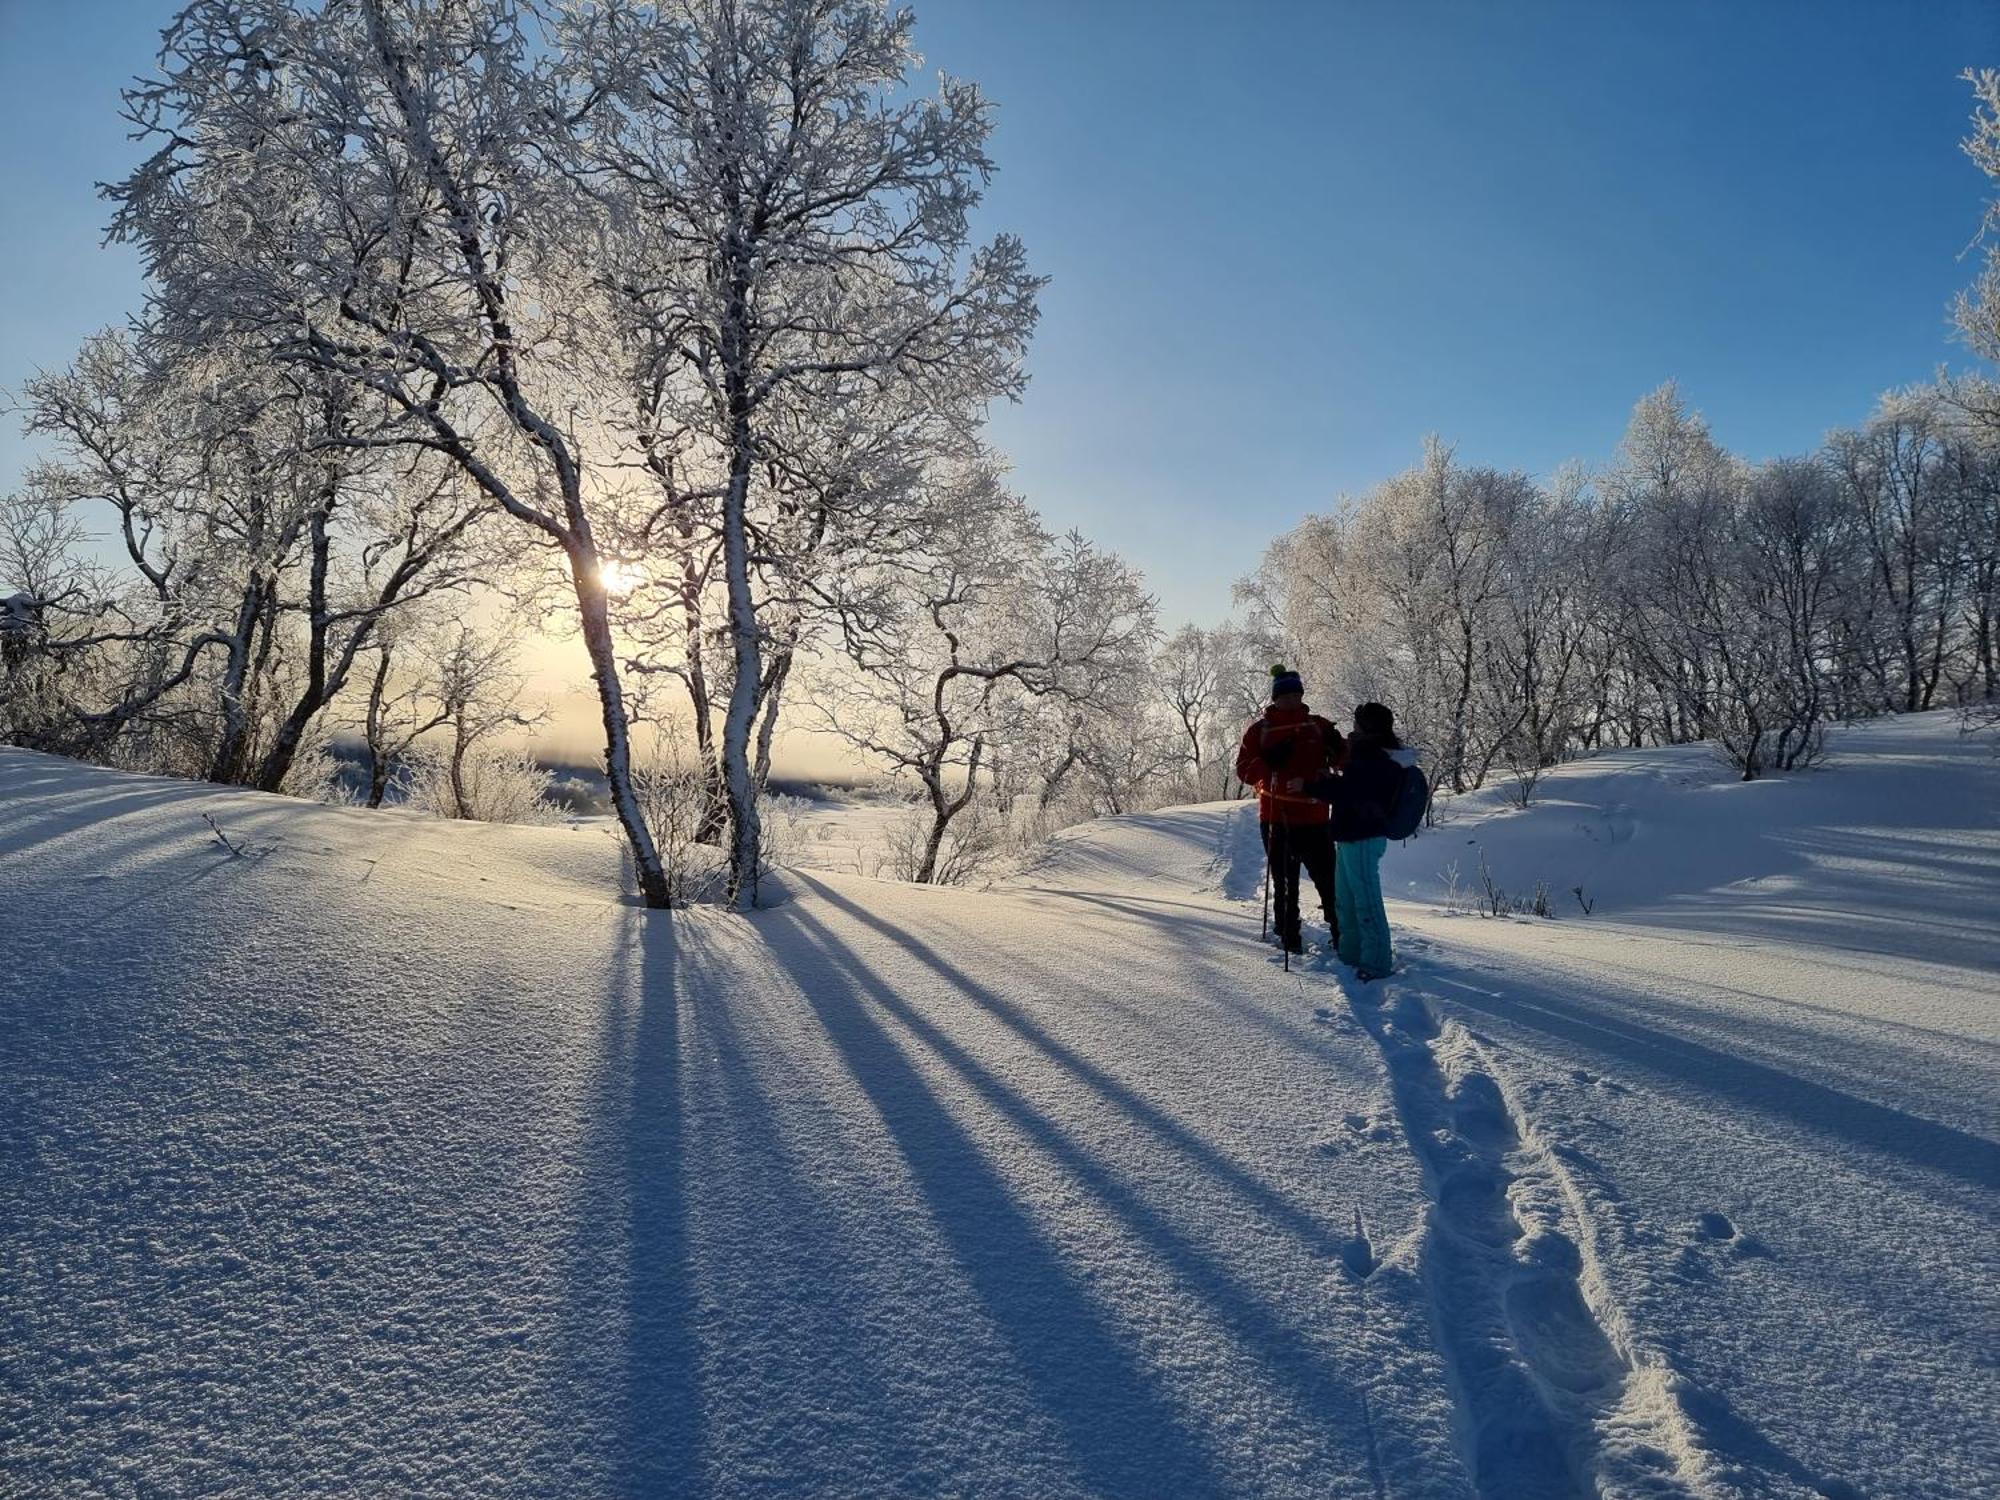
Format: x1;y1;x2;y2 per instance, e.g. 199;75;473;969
1264;738;1293;769
1301;773;1339;800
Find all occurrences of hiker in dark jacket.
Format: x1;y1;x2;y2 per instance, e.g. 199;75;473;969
1300;701;1413;980
1234;665;1345;955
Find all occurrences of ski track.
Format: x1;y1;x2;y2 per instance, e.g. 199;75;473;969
1338;969;1712;1498
1214;799;1714;1495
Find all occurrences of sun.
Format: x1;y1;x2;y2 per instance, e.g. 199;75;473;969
597;560;646;597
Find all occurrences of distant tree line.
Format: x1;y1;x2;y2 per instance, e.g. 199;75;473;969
1238;376;2000;794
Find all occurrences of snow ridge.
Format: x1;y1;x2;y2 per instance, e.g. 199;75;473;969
1343;980;1712;1497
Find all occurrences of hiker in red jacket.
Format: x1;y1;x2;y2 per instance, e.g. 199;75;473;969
1235;665;1345;955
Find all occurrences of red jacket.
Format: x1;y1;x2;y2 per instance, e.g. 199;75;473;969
1235;704;1344;826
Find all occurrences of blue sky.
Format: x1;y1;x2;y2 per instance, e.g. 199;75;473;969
3;0;1996;626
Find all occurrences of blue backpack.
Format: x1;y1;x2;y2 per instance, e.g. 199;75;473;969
1383;761;1430;841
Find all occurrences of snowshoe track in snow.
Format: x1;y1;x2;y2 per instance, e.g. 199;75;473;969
1343;981;1710;1498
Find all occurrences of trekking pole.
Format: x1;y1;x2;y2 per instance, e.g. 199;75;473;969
1278;819;1291;973
1260;832;1271;940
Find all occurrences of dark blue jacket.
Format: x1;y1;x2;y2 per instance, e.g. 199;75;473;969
1306;733;1409;842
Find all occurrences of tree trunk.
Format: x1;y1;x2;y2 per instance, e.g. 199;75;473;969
752;645;793;789
915;739;983;885
208;578;267;785
255;495;339;793
574;557;672;907
363;647;394;808
1038;743;1080;812
1448;620;1475;792
676;555;729;846
917;812;948;885
718;402;765;907
448;715;473;819
715;235;766;907
1979;604;1996;700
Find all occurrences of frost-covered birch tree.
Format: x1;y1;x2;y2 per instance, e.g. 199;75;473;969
16;319;491;792
812;473;1153;883
1156;625;1230;796
571;0;1041;903
107;0;676;902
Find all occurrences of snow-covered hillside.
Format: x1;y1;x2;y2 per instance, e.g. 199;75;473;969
2;714;1995;1498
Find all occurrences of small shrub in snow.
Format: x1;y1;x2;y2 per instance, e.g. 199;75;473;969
1440;858;1469;914
1472;850;1557;920
632;745;812;905
202;813;247;857
401;744;560;827
879;801;1002;886
1505;757;1547;809
995;793;1096;863
279;740;356;807
758;793;810;875
1962;699;2000;745
1529;880;1557;919
632;753;725;905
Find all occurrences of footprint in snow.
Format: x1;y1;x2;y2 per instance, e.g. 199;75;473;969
1339;1210;1378;1281
1694;1211;1776;1261
1448;1072;1517;1148
1569;1068;1630;1096
1342;1111;1397;1144
1437;1162;1514;1246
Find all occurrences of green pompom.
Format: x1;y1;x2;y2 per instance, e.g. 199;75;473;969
1270;662;1289;677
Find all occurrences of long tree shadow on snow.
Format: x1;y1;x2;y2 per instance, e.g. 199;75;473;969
1432;971;2000;1196
801;877;1354;1258
762;883;1388;1494
1000;886;1356;1061
757;903;1229;1498
560;905;703;1495
668;934;982;1488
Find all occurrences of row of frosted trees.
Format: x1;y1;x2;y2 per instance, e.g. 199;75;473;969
1237;378;2000;797
0;0;1174;904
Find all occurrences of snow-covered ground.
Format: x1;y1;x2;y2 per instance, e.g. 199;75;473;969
2;713;1995;1497
770;786;918;879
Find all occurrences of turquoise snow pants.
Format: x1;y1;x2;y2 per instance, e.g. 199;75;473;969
1335;837;1392;976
